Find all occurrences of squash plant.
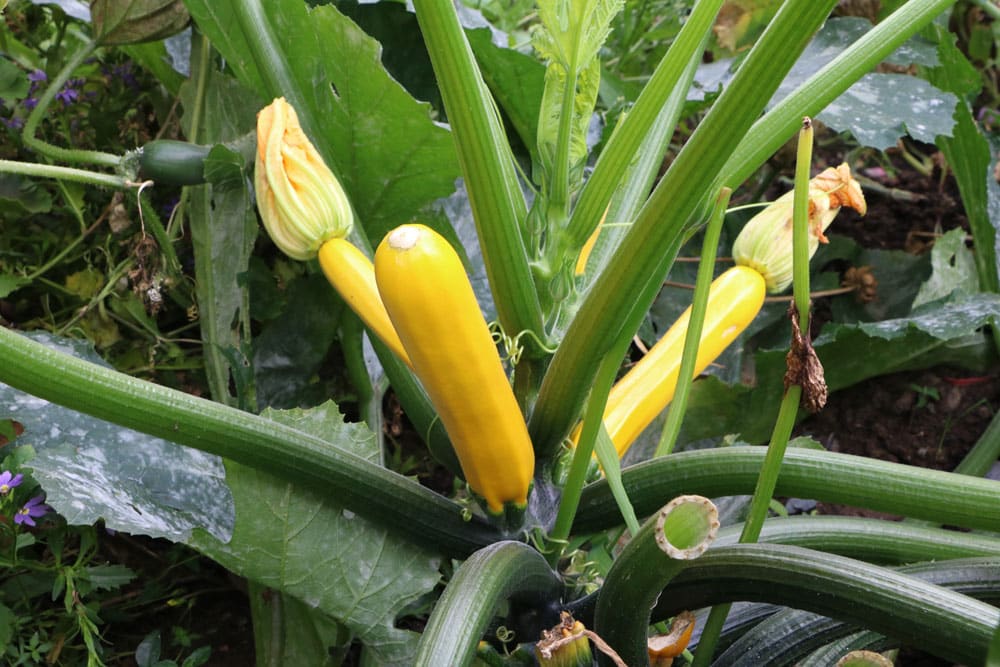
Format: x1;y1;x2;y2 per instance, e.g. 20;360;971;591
1;0;999;665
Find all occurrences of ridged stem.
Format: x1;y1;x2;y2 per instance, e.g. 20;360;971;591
0;327;499;557
414;541;561;667
702;557;1000;666
0;159;127;188
573;447;1000;534
713;515;1000;563
410;0;544;346
548;334;636;564
563;518;1000;633
650;544;1000;665
791;118;814;327
594;495;720;666
654;187;731;457
529;0;838;456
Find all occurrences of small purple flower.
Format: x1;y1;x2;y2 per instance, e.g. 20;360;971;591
0;471;23;495
110;62;139;91
22;97;38;111
14;495;49;527
27;69;47;83
55;78;85;107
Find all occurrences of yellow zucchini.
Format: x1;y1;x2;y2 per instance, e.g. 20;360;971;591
374;224;534;513
317;238;411;369
584;265;766;457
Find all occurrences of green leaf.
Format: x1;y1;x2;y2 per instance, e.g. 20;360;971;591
249;581;352;667
533;0;622;185
769;18;956;149
252;274;345;410
0;58;29;100
0;603;12;652
0;173;53;214
0;274;30;299
0;332;235;542
818;72;957;150
912;227;979;308
135;630;162;667
700;17;959;151
183;0;460;243
91;0;190;45
677;293;1000;445
84;563;137;591
925;24;1000;293
190;402;441;666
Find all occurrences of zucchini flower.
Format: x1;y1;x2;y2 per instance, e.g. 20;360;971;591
733;162;866;292
535;612;592;667
254;97;353;260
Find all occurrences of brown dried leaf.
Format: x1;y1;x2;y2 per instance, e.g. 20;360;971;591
784;303;827;412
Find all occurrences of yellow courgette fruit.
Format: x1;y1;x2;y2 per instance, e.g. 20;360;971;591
583;265;766;457
374;224;534;513
317;238;412;369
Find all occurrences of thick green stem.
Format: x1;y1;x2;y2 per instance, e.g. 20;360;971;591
547;336;632;562
713;515;1000;564
594;495;719;666
652;544;1000;665
955;398;1000;477
0;327;499;557
0;159;127;188
410;0;544;347
654;187;731;458
684;557;1000;665
414;541;561;667
573;447;1000;534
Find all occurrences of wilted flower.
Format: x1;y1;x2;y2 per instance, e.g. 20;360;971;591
648;611;696;667
14;495;49;527
254;97;353;261
535;612;592;667
732;162;866;293
0;471;23;495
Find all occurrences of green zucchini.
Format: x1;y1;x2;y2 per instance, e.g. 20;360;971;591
138;140;212;186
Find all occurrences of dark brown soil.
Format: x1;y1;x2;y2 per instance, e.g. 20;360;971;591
800;368;998;480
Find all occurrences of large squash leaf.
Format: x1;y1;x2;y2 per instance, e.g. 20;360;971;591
182;0;460;243
189;402;441;666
